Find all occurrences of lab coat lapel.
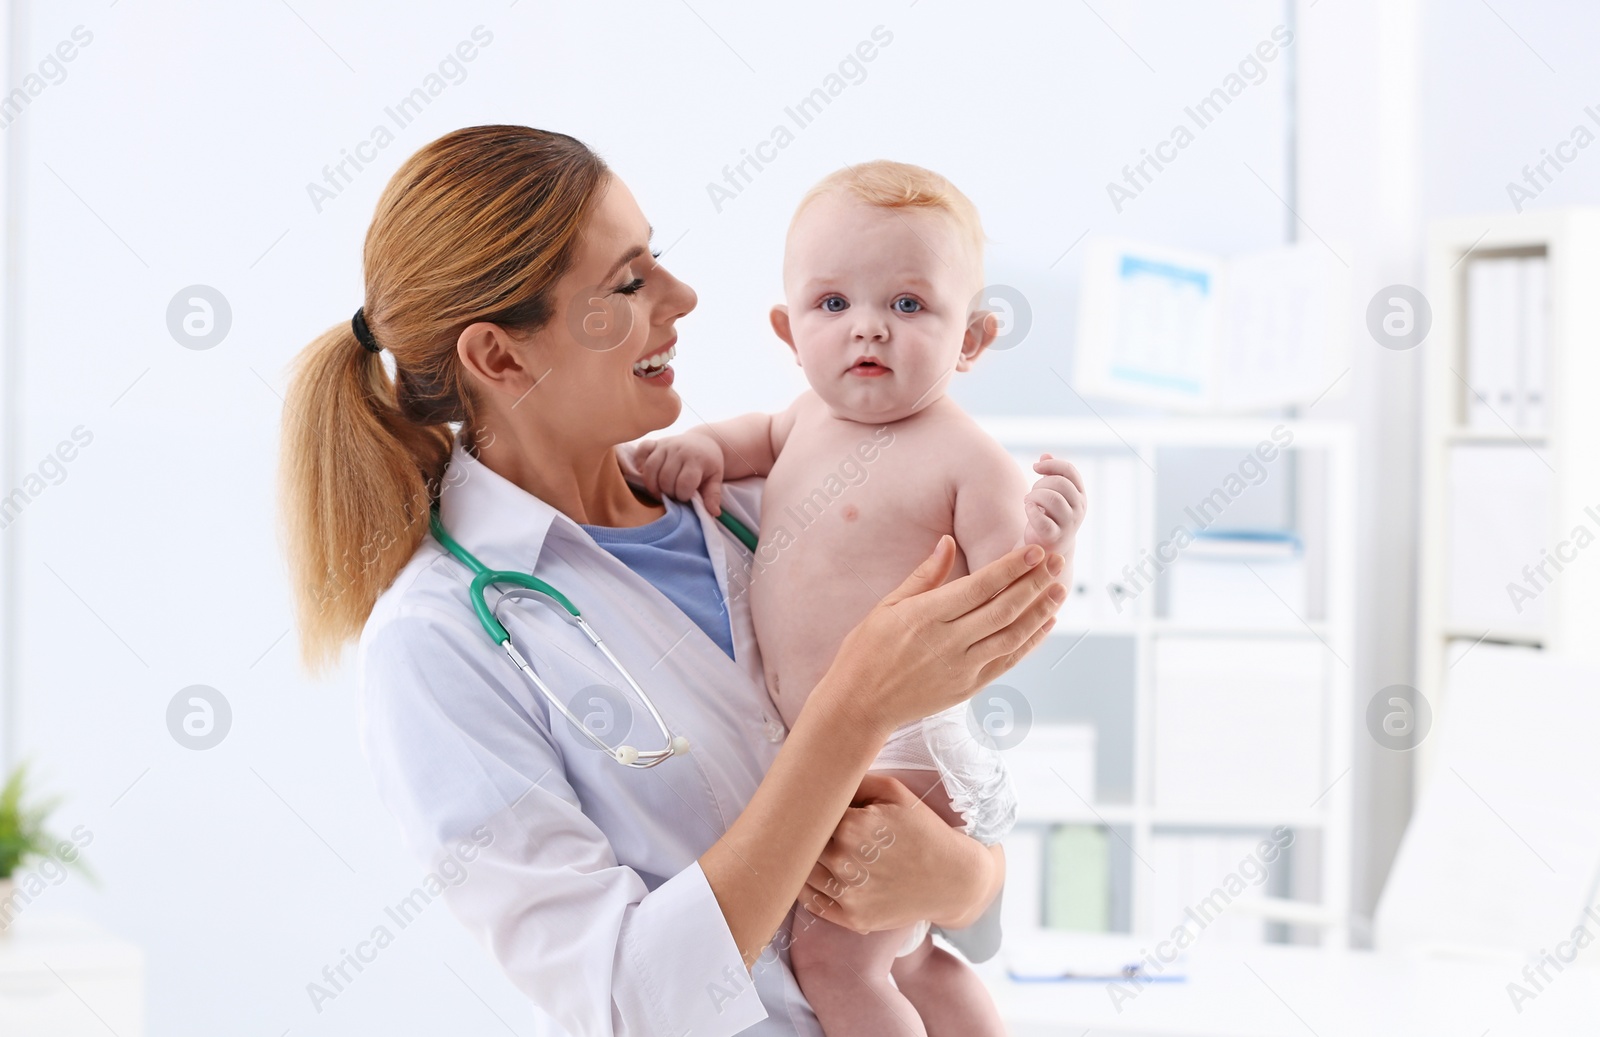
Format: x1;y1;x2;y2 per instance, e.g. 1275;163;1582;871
613;441;767;693
686;485;766;692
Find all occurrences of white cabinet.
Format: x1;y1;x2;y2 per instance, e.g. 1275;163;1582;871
1151;636;1326;813
0;916;144;1036
1417;207;1600;790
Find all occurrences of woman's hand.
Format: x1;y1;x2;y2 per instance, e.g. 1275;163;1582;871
798;773;997;934
814;536;1066;741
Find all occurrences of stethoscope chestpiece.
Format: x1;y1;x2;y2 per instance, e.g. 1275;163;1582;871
611;736;691;767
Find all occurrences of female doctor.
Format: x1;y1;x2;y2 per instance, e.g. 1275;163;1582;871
278;125;1067;1037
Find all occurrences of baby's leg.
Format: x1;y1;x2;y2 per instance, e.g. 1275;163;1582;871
873;767;1007;1037
889;933;1007;1037
874;767;963;825
789;900;928;1037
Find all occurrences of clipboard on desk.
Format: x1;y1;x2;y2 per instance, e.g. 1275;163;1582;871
1007;967;1187;985
1004;934;1188;984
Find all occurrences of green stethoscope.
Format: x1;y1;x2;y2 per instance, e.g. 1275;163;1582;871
428;490;760;768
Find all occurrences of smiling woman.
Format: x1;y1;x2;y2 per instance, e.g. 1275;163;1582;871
276;124;1062;1036
279;126;614;663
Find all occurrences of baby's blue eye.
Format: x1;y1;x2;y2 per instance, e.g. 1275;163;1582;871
893;297;922;314
821;295;848;313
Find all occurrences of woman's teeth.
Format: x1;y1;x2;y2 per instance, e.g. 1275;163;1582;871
632;343;676;377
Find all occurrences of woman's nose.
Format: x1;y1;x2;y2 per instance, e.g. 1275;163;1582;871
655;266;696;322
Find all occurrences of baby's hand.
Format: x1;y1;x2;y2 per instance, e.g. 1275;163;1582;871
1023;453;1086;551
633;433;727;514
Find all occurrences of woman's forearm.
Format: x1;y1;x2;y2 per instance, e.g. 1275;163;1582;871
699;673;890;967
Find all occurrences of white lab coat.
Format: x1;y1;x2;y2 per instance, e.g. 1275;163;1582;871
358;438;999;1037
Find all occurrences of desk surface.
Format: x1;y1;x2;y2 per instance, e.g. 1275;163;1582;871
976;934;1600;1037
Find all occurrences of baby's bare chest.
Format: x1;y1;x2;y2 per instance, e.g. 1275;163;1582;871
760;422;954;568
748;412;995;715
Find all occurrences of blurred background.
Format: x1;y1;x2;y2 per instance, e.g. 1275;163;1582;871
2;1;1598;1034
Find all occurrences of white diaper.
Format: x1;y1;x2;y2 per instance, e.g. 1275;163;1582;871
871;713;944;771
870;705;1018;959
870;704;1018;847
896;918;932;958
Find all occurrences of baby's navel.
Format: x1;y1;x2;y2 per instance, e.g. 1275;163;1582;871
841;504;859;522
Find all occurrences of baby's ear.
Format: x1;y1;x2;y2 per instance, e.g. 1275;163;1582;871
955;309;999;372
769;304;799;364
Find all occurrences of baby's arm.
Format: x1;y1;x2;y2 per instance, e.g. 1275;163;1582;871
633;392;809;514
952;440;1084;592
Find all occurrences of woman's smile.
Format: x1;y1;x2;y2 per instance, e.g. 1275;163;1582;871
632;338;677;384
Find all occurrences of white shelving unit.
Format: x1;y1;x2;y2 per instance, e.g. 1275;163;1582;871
1415;207;1600;791
977;416;1356;948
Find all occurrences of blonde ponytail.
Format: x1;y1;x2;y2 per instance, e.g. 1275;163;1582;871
278;125;609;671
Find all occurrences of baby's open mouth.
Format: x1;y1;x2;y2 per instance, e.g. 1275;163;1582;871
849;358;890;374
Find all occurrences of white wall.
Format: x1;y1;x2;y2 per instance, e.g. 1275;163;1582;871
1292;0;1425;943
1419;0;1600;219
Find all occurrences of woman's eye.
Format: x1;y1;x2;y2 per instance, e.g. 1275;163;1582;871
821;296;848;313
893;297;922;314
615;277;647;295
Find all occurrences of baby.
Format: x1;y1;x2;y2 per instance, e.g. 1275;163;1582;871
634;161;1084;1036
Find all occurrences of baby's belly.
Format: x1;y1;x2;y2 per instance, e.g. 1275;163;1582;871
750;470;962;730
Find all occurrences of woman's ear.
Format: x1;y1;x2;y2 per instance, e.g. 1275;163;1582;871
457;321;540;399
956;310;999;372
770;305;800;365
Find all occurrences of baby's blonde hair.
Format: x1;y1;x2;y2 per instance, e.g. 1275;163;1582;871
788;160;986;285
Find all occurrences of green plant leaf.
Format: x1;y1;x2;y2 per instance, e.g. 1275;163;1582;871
0;761;88;882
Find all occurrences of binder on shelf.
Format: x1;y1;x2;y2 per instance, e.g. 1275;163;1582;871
1019;451;1140;624
1463;254;1549;433
1063;455;1102;622
1045;825;1111;932
1465;257;1518;430
1147;832;1271;946
1002;826;1046;934
1518;256;1548;431
1095;456;1140;622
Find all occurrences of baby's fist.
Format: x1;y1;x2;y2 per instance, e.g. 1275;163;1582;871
633;432;727;514
1023;453;1086;551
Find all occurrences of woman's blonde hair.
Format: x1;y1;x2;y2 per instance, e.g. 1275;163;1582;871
279;125;609;671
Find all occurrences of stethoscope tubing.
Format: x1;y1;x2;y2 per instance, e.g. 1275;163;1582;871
428;491;757;767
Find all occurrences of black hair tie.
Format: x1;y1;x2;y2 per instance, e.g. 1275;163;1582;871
351;307;381;353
